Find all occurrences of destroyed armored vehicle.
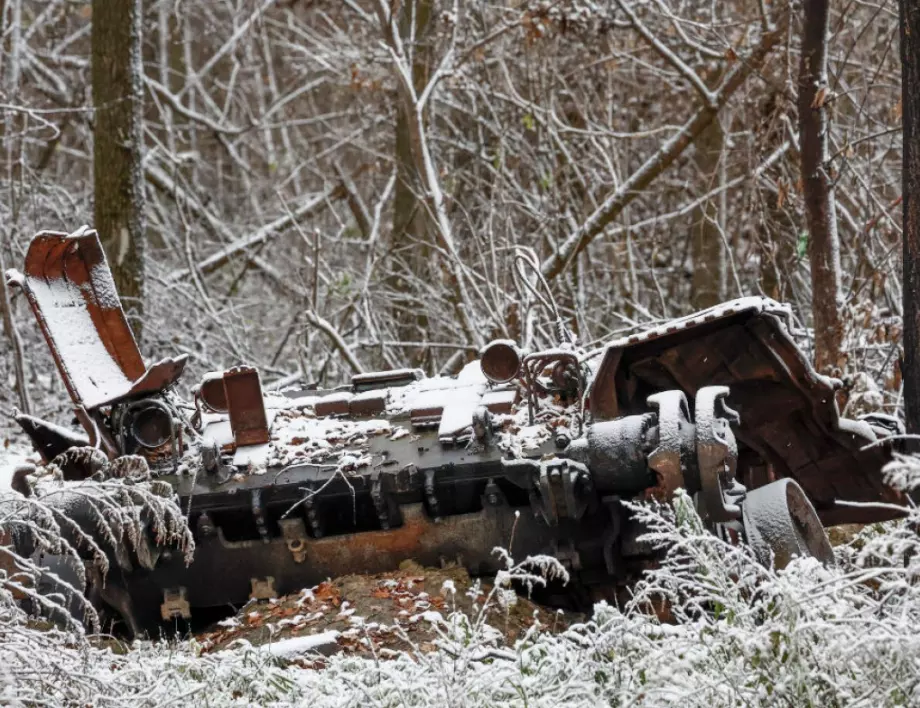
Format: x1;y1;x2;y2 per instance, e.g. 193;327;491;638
5;228;909;635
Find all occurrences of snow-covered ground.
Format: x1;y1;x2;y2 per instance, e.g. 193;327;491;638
0;477;919;706
2;413;920;706
0;428;32;491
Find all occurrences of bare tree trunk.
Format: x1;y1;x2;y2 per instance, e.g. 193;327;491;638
901;0;920;435
798;0;845;374
0;247;30;415
390;0;433;362
1;0;31;414
690;120;726;309
92;0;146;339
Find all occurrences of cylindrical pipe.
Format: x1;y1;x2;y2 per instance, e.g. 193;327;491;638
563;414;657;494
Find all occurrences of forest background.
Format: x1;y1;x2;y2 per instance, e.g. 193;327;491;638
0;0;907;433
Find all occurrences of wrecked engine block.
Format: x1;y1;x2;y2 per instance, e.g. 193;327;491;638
4;228;909;635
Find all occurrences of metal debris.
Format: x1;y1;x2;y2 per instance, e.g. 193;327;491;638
4;228;909;636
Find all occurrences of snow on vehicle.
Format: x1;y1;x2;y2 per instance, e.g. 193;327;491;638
4;228;909;634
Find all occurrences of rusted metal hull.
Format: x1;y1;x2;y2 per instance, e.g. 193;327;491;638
6;229;187;455
8;231;910;636
588;299;907;523
120;504;570;623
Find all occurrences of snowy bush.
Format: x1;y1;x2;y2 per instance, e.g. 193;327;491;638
0;481;918;706
0;449;194;638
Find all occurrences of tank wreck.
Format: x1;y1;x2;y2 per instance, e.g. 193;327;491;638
4;228;910;635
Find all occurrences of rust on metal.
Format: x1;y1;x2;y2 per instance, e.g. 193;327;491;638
8;229;186;411
8;231;911;636
199;373;228;413
314;392;353;417
349;391;387;417
160;588;191;621
644;390;689;502
411;405;443;427
587;298;908;522
482;388;518;415
224;366;270;447
480;340;522;384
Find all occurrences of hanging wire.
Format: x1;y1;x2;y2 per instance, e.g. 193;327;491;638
512;246;577;347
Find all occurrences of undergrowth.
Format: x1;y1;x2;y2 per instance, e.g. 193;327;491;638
1;465;920;706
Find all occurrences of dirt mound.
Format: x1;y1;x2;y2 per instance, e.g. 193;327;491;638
196;561;580;663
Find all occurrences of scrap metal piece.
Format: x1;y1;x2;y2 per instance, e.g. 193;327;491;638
303;487;324;538
563;413;656;494
196;367;271;449
370;477;391;529
250;576;277;601
279;518;309;563
424;468;441;521
587;297;908;520
224;366;270;447
645;390;692;500
438;384;485;442
741;478;834;568
251;488;271;544
6;228;187;412
352;368;424;392
480;340;522;384
314;392;353;417
198;371;228;412
160;587;191;621
695;386;742;523
10;229;907;634
469;405;494;451
411;403;443;428
11;464;36;497
504;457;592;525
482;388;518;414
13;413;90;465
115;398;181;471
349;390;387;417
522;349;584;427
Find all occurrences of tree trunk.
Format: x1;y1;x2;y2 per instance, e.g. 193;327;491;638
798;0;845;374
92;0;146;339
690;120;726;310
901;0;920;435
1;0;31;414
389;0;433;361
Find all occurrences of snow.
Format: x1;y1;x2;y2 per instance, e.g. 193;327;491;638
0;439;31;491
605;296;792;350
268;411;395;467
259;630;341;657
201;418;234;448
232;442;271;468
437;382;485;439
25;275;135;408
2;471;920;706
273;413;392;447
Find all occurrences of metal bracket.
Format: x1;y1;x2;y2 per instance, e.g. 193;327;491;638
250;576;277;601
161;587;191;621
535;459;592;525
279;518;309;563
600;496;623;576
645;390;691;500
424;468;441;521
370;476;391;529
251;488;271;544
695;386;741;522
